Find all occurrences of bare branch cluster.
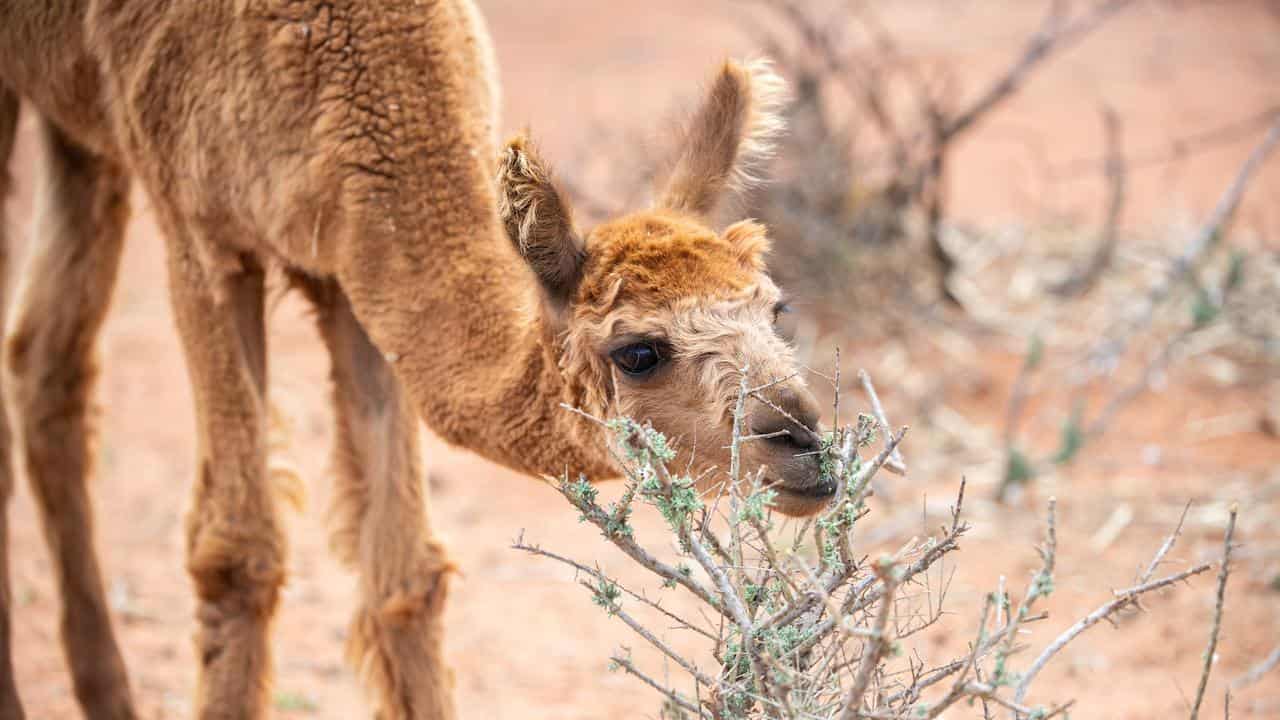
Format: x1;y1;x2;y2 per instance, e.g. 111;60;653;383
515;366;1228;719
737;0;1138;304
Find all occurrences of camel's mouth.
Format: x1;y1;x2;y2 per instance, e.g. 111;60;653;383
765;476;838;516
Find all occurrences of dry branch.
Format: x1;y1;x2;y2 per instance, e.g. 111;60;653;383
525;363;1214;719
1012;562;1213;706
1231;645;1280;691
941;0;1137;142
1052;105;1126;297
1190;504;1238;720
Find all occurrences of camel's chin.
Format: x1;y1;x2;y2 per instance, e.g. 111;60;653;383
767;477;838;517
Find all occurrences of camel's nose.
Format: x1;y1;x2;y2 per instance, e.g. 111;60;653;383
749;386;822;452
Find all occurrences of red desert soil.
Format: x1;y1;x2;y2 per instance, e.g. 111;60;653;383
8;2;1279;717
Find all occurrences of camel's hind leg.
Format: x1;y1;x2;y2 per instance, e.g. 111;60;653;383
0;86;26;720
297;277;455;720
5;116;135;719
159;226;282;720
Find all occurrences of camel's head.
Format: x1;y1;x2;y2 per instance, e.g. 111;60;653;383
497;59;830;516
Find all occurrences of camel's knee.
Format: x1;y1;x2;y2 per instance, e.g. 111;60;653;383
368;546;455;625
6;319;89;408
186;507;287;629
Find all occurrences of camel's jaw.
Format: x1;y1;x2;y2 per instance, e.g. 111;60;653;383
765;476;838;517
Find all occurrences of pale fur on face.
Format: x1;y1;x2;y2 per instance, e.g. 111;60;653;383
558;276;823;508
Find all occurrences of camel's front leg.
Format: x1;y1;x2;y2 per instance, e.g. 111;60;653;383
163;234;283;720
297;277;455;720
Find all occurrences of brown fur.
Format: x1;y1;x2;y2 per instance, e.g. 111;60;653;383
0;2;824;718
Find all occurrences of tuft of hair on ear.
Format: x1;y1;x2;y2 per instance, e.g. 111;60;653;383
723;219;771;271
496;135;585;306
656;58;788;217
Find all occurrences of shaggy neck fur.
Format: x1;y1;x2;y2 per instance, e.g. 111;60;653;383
332;135;612;482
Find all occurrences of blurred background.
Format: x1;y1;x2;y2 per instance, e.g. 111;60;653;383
8;0;1279;717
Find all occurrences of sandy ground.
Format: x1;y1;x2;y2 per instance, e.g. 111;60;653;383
6;1;1280;718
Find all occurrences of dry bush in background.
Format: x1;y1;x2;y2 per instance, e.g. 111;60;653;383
736;0;1140;308
516;369;1236;719
991;120;1280;501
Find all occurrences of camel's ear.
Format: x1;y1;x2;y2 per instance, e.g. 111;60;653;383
723;219;771;271
655;59;786;217
497;136;585;307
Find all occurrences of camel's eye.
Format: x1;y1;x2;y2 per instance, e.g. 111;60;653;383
611;342;663;377
773;301;792;322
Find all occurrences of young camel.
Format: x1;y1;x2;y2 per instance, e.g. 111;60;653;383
0;1;831;718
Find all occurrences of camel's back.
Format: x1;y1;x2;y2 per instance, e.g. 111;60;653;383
2;0;502;275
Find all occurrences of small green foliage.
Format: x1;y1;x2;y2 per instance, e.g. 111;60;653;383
274;691;318;714
992;655;1018;687
1224;250;1246;291
1025;332;1044;371
854;413;878;447
1050;404;1084;465
608;417;677;464
641;473;703;533
662;563;693;590
1031;568;1055;599
737;487;777;523
604;498;635;539
565;475;598;506
592;576;622;615
1190;286;1220;328
1005;448;1036;487
818;431;839;482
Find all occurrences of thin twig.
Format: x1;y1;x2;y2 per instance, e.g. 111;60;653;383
610;652;711;719
1014;563;1214;704
1138;501;1191;585
1231;645;1280;690
859;369;906;474
1190;504;1238;720
838;559;900;720
513;535;717;641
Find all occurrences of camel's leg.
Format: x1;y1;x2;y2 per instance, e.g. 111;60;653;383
5;116;135;719
297;277;455;720
0;86;25;720
159;227;283;720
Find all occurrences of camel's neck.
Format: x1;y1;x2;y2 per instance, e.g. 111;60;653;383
333;153;615;482
322;0;615;481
